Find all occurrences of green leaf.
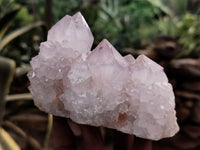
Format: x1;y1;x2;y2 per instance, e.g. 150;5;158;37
0;56;15;123
0;8;20;40
168;0;188;17
0;21;46;52
147;0;173;17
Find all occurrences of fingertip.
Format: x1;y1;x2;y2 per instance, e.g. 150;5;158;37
78;125;104;150
113;130;134;150
132;137;152;150
67;119;82;137
52;116;76;150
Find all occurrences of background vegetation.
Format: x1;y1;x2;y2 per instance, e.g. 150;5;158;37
0;0;200;150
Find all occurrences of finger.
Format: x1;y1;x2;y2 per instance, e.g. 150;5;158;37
113;130;134;150
67;119;82;136
132;137;152;150
78;125;104;150
52;116;76;150
67;120;104;150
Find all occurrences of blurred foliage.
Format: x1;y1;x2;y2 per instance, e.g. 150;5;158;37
15;7;33;26
0;9;20;40
0;0;19;16
148;0;200;57
0;21;45;52
0;0;46;67
147;0;189;37
0;0;33;28
0;57;15;123
93;0;158;49
33;0;160;49
0;0;200;149
0;127;20;150
52;0;83;23
34;0;83;23
0;57;16;150
0;0;199;65
176;14;200;57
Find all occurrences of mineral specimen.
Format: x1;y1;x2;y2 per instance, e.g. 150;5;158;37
28;12;179;140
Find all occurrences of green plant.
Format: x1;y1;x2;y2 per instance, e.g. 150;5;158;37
92;0;159;49
0;21;45;52
0;0;18;16
147;0;188;36
0;57;15;124
176;13;200;57
0;7;47;67
147;0;200;58
0;9;20;40
0;56;17;150
0;2;48;149
0;0;48;68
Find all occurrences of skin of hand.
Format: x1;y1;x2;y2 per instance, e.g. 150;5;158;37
52;116;152;150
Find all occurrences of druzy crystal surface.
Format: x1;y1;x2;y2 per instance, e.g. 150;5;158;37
28;12;179;140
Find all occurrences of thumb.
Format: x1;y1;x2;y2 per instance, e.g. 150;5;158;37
67;119;104;150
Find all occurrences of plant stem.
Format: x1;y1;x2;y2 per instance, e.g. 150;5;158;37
0;57;15;125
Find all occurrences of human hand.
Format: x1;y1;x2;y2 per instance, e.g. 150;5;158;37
52;116;152;150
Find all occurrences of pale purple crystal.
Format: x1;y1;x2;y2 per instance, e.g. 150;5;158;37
28;12;179;140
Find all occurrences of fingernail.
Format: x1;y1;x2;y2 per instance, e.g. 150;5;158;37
67;119;82;137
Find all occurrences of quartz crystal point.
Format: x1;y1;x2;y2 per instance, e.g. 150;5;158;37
28;12;179;140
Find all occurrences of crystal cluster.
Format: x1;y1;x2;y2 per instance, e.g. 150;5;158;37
28;12;179;140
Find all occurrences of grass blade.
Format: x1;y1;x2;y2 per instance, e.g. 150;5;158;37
0;21;46;51
0;127;20;150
